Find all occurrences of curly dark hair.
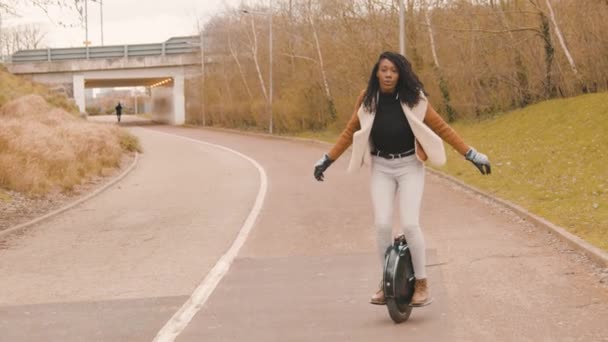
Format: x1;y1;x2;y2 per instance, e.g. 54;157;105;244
362;51;427;112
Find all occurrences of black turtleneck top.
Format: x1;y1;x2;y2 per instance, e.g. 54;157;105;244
370;92;416;154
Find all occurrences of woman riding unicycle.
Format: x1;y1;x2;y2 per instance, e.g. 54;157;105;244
313;51;491;322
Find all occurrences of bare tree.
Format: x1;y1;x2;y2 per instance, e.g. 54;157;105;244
406;0;423;69
527;0;556;98
246;15;269;103
1;24;46;56
307;0;336;121
194;0;608;130
422;0;458;121
228;31;254;100
1;1;85;24
525;0;584;95
423;0;439;69
495;0;532;106
0;0;18;14
543;0;585;91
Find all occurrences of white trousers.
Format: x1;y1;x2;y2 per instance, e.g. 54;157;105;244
370;154;427;279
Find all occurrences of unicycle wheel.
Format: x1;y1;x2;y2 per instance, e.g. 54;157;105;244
386;298;412;323
383;234;416;324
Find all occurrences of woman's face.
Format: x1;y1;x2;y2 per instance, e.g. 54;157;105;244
376;58;399;93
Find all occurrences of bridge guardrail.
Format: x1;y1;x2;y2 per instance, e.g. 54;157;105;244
10;35;199;63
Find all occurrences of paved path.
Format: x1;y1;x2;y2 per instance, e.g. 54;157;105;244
1;124;607;341
0;127;259;341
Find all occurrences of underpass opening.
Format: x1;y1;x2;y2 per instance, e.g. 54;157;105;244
82;77;176;124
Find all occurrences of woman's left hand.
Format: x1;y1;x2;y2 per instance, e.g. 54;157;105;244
314;154;334;181
465;148;491;175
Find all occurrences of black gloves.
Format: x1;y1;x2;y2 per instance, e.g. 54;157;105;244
465;147;491;175
314;154;334;181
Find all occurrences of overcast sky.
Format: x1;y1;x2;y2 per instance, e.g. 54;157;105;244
3;0;244;48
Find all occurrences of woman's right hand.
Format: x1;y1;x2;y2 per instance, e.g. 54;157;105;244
314;154;334;181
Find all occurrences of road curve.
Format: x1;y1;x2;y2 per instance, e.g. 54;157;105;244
0;127;261;341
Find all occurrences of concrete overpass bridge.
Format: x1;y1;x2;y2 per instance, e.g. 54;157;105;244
6;36;204;125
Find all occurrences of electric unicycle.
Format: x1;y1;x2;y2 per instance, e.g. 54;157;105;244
383;234;416;323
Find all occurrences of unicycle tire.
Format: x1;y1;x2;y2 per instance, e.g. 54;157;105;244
383;234;416;323
386;297;412;323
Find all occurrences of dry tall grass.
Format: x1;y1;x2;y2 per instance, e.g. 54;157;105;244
0;95;140;195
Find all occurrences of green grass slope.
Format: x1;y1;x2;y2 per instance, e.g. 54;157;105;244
437;93;608;251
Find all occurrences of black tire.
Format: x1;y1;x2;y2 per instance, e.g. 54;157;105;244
383;235;416;324
386;298;413;323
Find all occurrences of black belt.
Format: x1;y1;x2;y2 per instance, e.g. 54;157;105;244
371;148;415;159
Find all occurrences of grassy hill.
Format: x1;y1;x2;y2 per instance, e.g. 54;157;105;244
299;92;608;251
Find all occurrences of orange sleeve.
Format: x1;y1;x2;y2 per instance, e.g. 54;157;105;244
423;104;470;156
327;91;365;161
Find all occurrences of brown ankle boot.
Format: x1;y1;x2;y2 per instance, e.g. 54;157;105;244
410;278;433;307
370;281;386;305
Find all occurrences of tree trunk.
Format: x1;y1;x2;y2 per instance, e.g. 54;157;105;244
423;0;457;121
424;2;440;69
248;16;269;103
496;2;532;106
221;59;233;106
228;33;253;100
288;0;297;75
539;10;555;98
406;0;423;69
307;8;336;121
544;0;586;92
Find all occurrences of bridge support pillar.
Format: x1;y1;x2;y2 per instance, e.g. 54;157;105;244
172;74;185;125
73;75;86;113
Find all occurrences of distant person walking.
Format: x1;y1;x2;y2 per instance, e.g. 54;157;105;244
115;102;123;123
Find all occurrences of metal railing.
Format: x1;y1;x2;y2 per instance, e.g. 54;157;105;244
10;36;199;63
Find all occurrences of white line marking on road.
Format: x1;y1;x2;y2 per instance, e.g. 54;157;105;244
148;130;268;342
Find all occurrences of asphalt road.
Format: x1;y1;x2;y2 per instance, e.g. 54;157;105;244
1;122;606;342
